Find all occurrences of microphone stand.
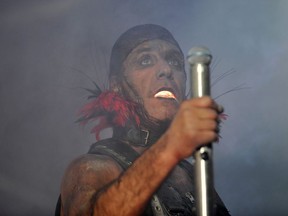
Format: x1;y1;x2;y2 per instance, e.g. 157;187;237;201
188;47;214;216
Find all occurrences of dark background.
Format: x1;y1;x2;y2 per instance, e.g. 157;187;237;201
1;1;288;215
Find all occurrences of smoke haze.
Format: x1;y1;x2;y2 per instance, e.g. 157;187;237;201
0;1;287;215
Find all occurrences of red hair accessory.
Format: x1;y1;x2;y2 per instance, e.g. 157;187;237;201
78;91;140;140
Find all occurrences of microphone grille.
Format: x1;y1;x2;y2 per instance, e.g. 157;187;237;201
187;46;212;65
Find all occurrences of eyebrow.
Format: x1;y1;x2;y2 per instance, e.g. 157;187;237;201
133;47;154;54
165;49;182;57
133;46;182;57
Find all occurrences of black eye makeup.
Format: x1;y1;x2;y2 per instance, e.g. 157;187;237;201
135;53;157;68
165;51;184;70
139;54;153;66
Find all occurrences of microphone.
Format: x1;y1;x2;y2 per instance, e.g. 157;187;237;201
187;47;214;216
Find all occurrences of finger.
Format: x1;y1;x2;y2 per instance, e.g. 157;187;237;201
208;100;224;114
195;131;218;146
215;104;224;114
187;107;218;120
194;97;224;114
199;109;218;120
197;119;218;131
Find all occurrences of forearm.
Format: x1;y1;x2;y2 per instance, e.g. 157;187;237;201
92;134;179;216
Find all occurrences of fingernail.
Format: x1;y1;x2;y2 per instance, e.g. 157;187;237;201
218;105;224;113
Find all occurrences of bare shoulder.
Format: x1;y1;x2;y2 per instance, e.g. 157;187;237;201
60;154;123;215
61;153;123;192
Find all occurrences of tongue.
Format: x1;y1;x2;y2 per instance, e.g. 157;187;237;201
154;90;176;99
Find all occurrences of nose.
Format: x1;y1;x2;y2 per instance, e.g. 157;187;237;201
156;59;173;80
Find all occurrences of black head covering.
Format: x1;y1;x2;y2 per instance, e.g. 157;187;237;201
109;24;184;78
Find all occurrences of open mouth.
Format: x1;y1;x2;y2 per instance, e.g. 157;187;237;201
154;88;178;102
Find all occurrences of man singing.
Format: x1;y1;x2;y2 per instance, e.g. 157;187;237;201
56;24;230;216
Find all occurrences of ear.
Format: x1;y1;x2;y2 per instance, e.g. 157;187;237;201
109;76;121;93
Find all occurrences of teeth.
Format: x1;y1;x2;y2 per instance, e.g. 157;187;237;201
154;90;176;99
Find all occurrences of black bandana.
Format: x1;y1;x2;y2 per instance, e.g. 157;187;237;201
109;24;184;78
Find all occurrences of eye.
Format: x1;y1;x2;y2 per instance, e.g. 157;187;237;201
167;57;184;71
139;55;152;66
168;59;179;66
165;51;184;69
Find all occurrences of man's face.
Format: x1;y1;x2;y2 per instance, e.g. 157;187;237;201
123;39;186;121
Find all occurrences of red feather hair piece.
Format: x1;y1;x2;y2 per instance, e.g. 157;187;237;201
78;91;141;140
